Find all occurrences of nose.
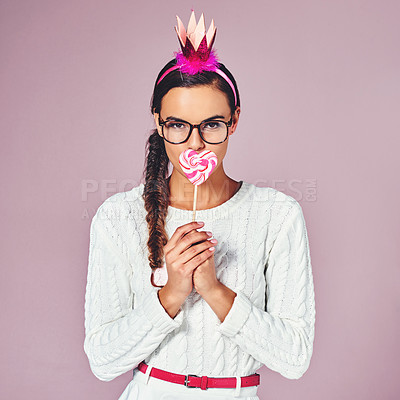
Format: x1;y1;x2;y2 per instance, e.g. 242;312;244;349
187;126;205;150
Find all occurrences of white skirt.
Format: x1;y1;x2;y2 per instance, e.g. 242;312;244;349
117;367;260;400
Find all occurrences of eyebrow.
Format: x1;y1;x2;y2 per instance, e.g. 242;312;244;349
164;114;227;122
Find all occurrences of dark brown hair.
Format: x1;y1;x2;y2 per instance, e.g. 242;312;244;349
141;58;240;287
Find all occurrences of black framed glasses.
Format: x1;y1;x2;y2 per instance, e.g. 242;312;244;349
158;115;233;144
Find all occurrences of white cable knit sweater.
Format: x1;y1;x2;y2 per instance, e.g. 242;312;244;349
83;180;316;385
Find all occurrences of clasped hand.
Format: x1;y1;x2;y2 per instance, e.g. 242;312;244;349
163;221;220;299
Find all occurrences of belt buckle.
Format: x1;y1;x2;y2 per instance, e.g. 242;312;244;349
184;374;199;388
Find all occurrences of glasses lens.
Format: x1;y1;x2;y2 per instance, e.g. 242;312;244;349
200;121;227;143
163;121;191;143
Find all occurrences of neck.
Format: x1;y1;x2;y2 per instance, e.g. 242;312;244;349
168;168;240;211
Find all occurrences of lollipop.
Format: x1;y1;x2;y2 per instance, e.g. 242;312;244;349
179;149;218;221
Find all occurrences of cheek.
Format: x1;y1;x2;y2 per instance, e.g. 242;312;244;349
165;149;176;167
212;146;227;165
164;145;183;168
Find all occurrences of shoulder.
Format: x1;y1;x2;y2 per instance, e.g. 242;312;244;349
249;183;300;218
246;183;308;247
94;183;145;222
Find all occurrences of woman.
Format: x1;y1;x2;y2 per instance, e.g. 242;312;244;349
83;11;316;400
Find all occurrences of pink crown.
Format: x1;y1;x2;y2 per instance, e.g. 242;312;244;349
156;10;237;106
173;11;219;74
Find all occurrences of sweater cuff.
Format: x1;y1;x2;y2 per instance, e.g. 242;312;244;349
142;289;184;333
217;290;252;337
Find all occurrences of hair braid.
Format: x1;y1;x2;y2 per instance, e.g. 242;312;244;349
142;129;170;287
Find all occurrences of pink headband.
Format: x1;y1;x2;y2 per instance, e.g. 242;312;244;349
156;11;237;107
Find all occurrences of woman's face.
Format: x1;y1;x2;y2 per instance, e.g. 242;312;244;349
153;85;240;180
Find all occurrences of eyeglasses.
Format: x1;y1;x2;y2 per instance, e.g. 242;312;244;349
158;115;233;144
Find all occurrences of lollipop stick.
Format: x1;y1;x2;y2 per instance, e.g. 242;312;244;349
192;185;198;222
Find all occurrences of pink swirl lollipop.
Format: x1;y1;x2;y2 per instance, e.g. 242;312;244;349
179;149;218;185
178;149;218;222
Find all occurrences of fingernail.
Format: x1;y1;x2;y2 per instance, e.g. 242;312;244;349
210;239;218;244
197;221;204;226
209;247;215;251
206;231;212;237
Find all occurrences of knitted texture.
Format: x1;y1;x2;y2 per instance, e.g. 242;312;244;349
83;181;316;384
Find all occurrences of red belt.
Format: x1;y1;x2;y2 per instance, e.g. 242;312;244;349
137;361;260;390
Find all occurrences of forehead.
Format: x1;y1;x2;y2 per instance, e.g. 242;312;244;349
161;86;230;120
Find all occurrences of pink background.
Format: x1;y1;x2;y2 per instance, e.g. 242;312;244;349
1;0;399;399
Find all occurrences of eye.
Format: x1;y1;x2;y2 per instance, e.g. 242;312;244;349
166;121;186;129
203;121;223;129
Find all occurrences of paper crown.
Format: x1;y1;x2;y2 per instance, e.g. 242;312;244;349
175;11;217;62
173;10;219;74
156;10;238;106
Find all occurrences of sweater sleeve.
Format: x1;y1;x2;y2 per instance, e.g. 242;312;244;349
83;202;184;381
216;201;316;379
